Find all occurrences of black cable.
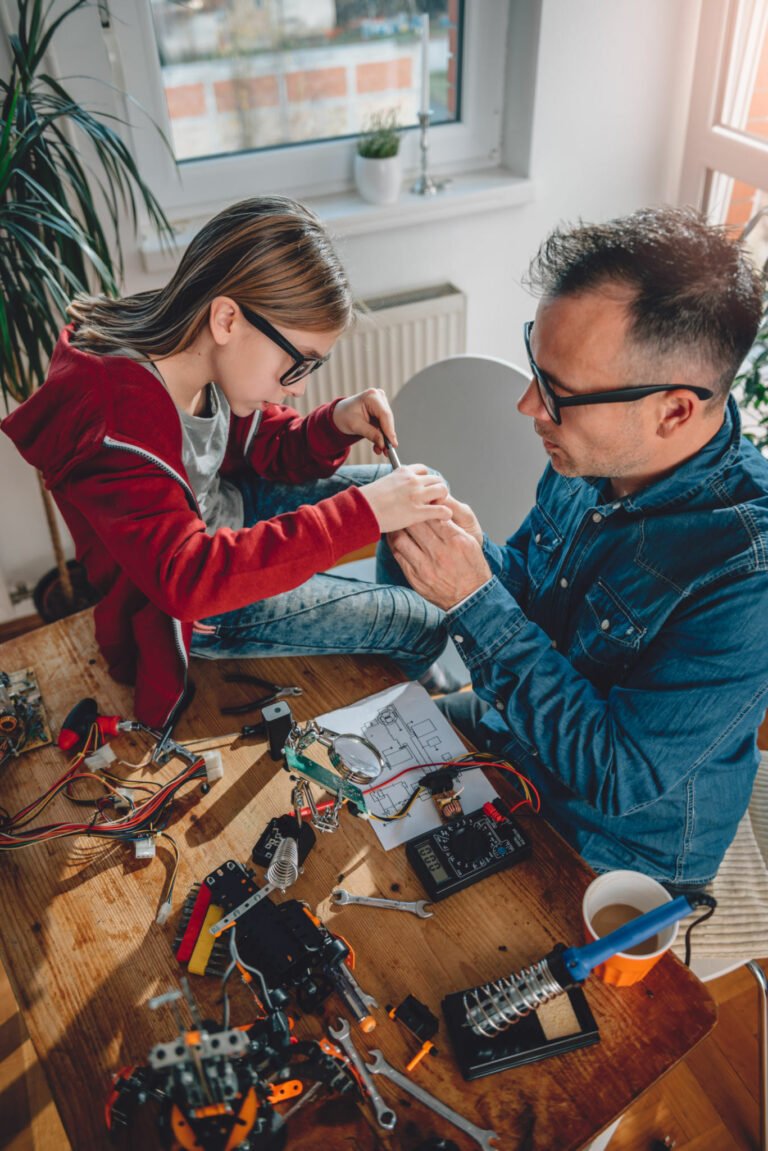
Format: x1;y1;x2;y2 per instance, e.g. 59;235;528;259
682;893;718;966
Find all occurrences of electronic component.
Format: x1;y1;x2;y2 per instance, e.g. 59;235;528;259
252;814;316;868
405;798;531;901
387;995;439;1071
0;668;51;765
105;977;357;1148
174;860;378;1030
422;767;463;820
282;718;385;826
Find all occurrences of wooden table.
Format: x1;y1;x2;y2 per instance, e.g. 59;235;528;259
0;610;717;1151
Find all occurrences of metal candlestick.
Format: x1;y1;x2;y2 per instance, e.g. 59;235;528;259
411;110;449;196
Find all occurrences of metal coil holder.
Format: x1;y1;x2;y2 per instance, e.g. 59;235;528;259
265;835;300;890
462;957;566;1036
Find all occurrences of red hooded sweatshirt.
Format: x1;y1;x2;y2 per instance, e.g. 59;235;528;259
2;328;380;727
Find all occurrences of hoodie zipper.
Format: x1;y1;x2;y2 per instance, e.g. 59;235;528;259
103;435;195;723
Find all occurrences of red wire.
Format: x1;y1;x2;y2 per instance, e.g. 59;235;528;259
362;756;541;813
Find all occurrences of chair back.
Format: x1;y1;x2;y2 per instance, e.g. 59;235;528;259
391;355;541;543
674;750;768;976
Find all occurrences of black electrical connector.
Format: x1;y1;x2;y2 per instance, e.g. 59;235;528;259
420;768;457;796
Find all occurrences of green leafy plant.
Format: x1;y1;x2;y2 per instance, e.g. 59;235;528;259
734;206;768;457
0;0;173;615
356;109;400;159
737;302;768;454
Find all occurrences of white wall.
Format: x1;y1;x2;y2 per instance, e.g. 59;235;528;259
0;0;701;607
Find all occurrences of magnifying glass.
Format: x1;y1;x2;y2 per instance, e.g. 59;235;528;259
327;733;384;784
296;723;383;785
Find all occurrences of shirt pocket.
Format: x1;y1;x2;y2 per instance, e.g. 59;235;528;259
575;579;647;669
527;504;563;591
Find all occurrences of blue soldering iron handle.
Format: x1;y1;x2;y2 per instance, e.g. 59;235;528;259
561;895;693;983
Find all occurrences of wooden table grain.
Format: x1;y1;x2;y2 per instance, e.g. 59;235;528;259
0;610;717;1151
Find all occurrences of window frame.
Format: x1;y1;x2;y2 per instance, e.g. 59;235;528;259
679;0;768;212
107;0;511;218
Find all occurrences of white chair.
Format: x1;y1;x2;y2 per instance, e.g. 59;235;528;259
391;354;539;544
587;749;768;1151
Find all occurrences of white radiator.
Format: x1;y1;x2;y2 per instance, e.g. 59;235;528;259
292;283;467;465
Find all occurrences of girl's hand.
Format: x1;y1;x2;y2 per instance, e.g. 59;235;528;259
333;388;397;453
360;465;452;533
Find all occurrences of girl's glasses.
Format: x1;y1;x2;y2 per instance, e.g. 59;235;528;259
240;304;330;386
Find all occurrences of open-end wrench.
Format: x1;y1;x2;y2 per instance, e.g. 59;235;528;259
327;1018;397;1131
364;1049;500;1151
331;888;433;919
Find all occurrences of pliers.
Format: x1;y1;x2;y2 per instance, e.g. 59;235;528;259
220;673;303;716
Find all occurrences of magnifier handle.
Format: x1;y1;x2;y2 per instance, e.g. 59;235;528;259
561;895;693;982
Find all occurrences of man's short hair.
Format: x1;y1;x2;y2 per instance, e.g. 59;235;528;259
525;206;764;398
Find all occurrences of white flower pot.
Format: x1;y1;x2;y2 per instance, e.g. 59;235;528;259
354;153;402;205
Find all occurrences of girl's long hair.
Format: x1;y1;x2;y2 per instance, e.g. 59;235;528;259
68;196;353;355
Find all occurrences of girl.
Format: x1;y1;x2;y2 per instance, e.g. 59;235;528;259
3;197;450;730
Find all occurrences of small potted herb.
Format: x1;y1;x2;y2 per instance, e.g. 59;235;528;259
354;110;402;205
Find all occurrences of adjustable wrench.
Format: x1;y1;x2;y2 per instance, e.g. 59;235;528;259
327;1018;397;1131
331;888;433;919
364;1049;500;1151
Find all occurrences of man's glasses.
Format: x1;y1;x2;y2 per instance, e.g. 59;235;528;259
523;321;714;426
240;304;330;387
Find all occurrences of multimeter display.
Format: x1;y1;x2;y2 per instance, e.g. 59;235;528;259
405;799;531;901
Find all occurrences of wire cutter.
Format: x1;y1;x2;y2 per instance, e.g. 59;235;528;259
220;673;303;716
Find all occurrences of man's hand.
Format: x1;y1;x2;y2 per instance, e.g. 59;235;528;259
442;495;483;546
389;520;491;610
333;388;396;453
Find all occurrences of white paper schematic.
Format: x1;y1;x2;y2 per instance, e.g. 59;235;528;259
317;681;498;850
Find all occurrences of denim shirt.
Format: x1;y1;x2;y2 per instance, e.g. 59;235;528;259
448;397;768;887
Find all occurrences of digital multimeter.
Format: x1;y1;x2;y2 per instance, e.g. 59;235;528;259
405;798;532;901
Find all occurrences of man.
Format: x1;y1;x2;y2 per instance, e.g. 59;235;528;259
390;206;768;889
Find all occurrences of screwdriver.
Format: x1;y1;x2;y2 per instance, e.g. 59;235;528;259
382;434;401;469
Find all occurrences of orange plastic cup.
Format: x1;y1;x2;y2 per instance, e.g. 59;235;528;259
582;870;679;987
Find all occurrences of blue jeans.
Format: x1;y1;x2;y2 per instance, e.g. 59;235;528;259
190;464;447;679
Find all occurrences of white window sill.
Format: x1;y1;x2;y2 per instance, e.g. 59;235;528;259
139;167;534;274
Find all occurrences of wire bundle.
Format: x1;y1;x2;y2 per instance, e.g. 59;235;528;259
0;722;207;920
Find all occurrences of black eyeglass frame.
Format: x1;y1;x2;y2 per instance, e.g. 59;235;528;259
239;304;330;387
523;321;714;426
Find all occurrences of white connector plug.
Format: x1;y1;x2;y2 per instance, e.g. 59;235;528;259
155;898;173;925
202;749;224;783
84;744;117;770
133;836;156;860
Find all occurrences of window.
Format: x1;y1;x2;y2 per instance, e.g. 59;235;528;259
107;0;511;217
149;0;461;164
680;0;768;214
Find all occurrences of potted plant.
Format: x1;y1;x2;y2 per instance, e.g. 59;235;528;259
354;109;402;205
735;205;768;457
0;0;173;621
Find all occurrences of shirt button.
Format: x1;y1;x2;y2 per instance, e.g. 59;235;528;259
495;700;504;711
551;639;558;649
600;619;610;631
592;512;603;523
453;634;464;644
534;533;542;544
559;577;569;589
